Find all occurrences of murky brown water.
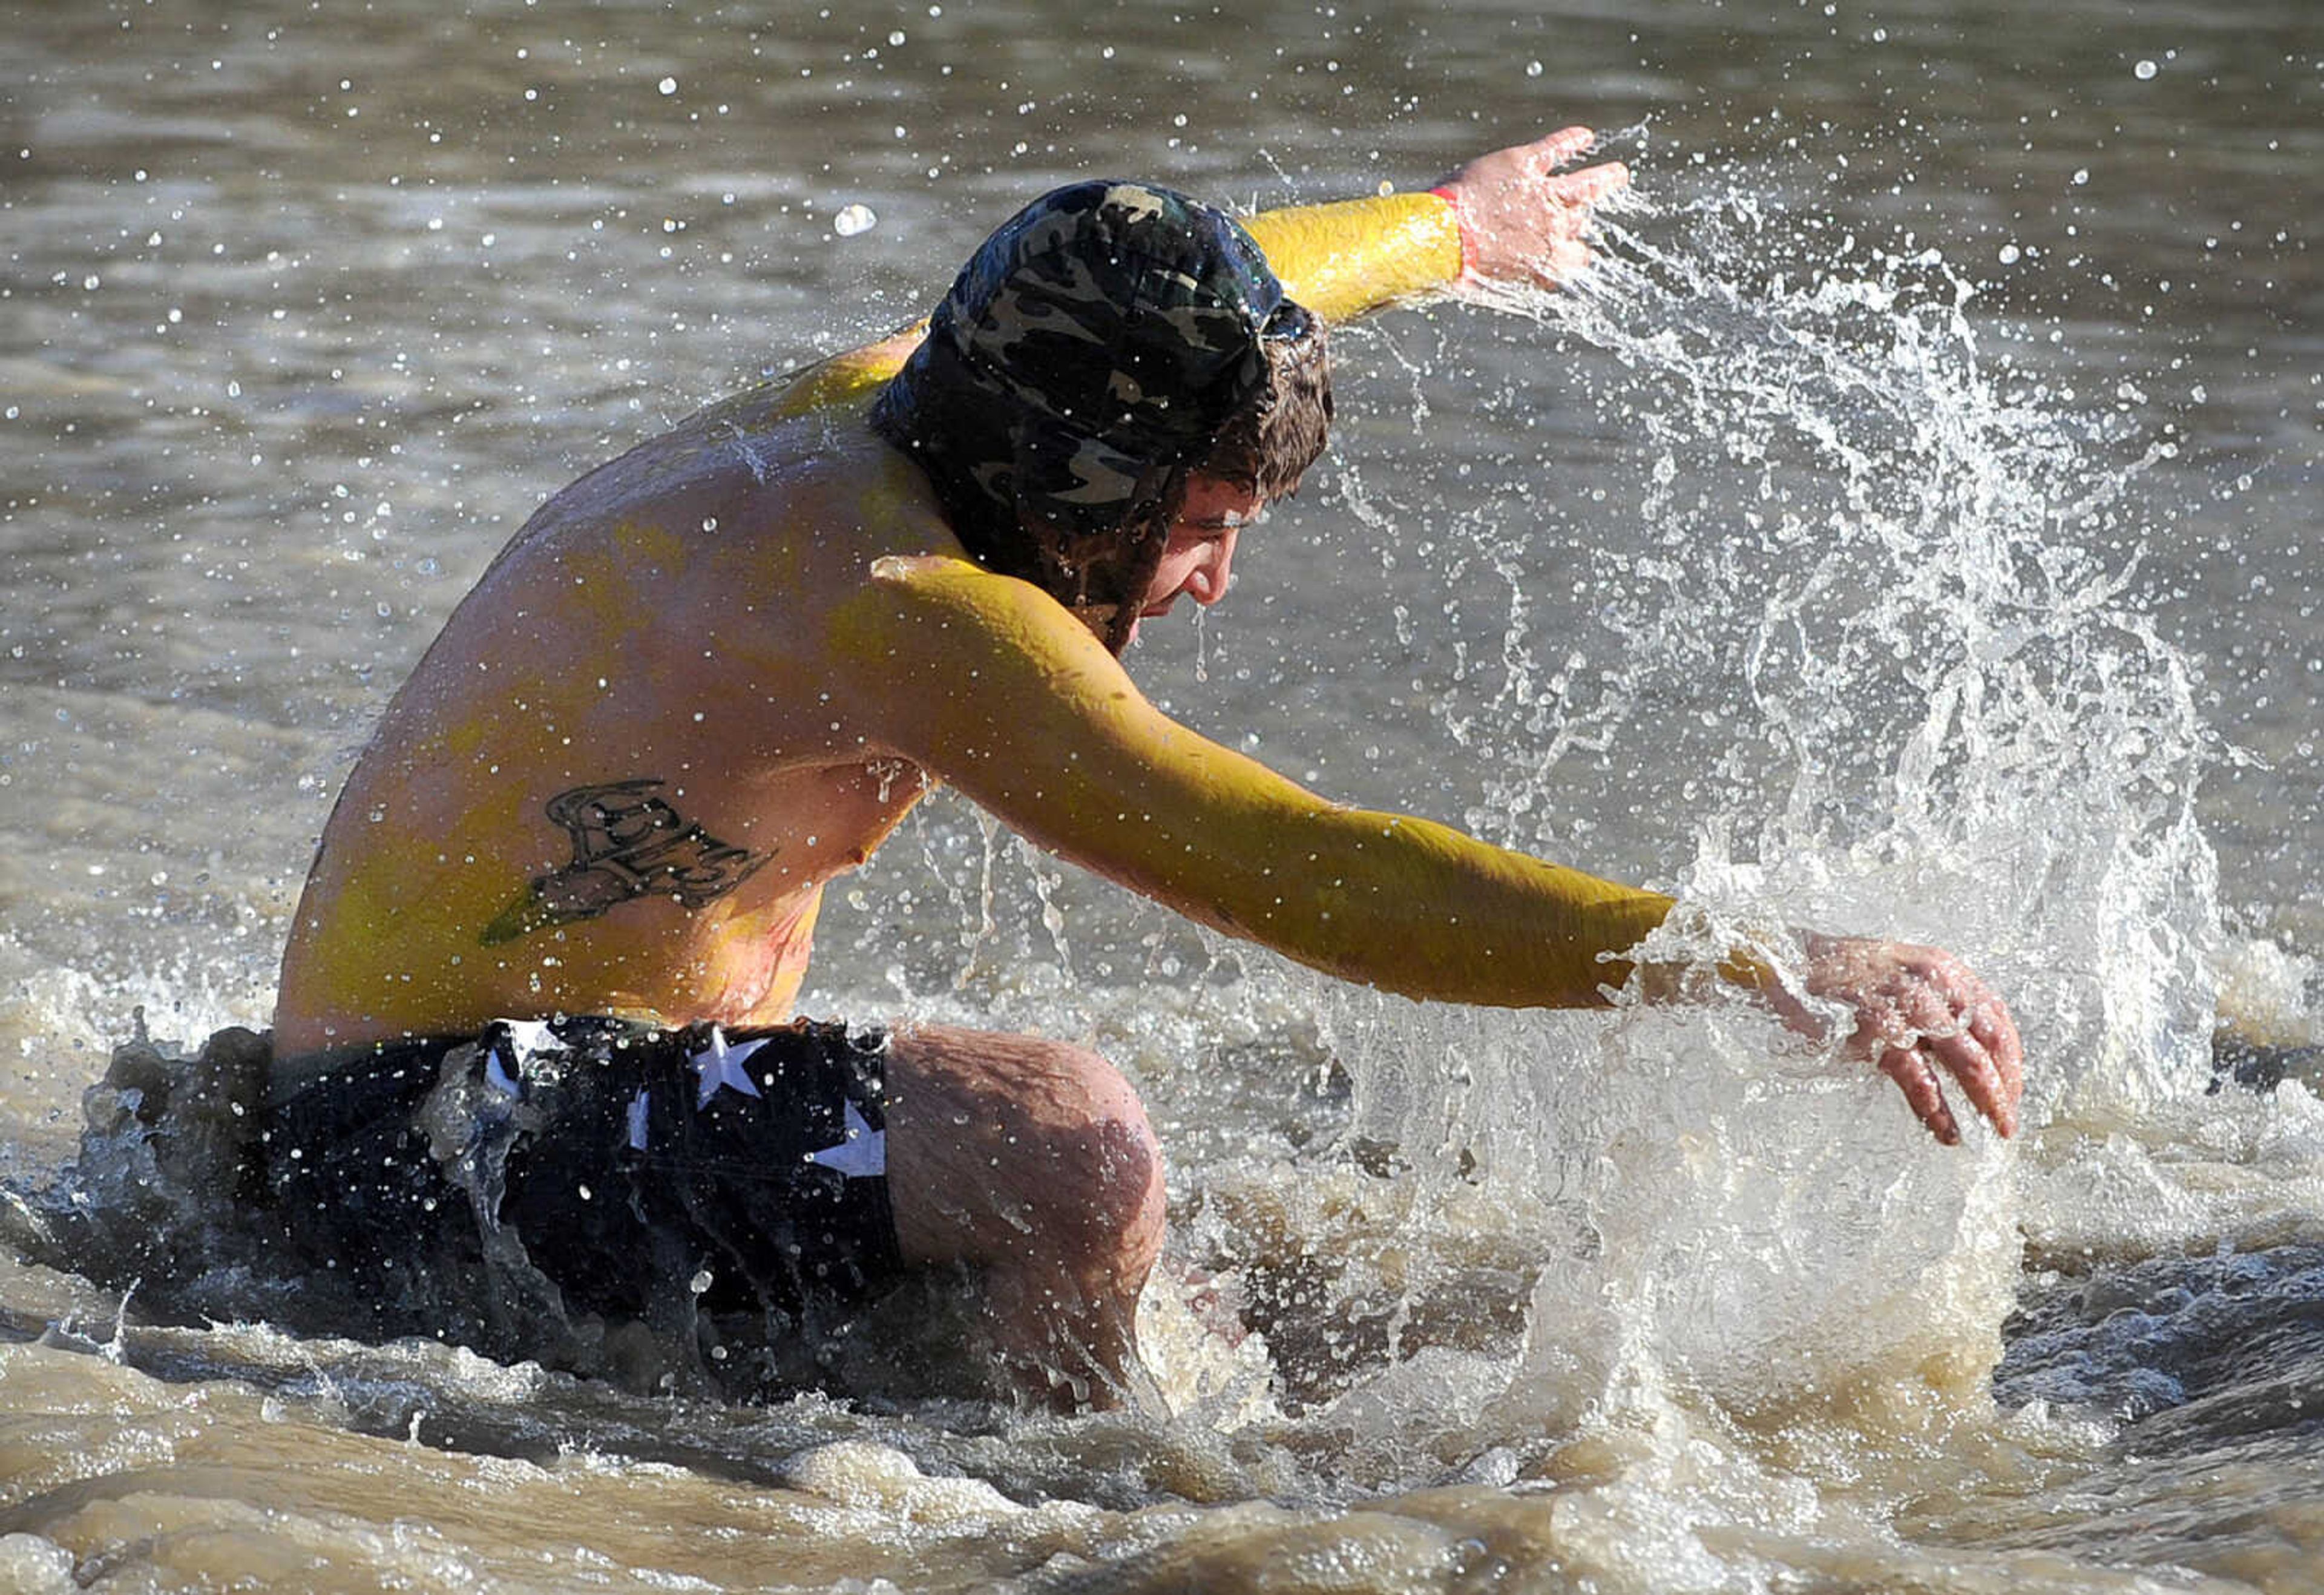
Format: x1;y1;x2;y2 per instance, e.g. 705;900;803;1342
4;1;2321;1590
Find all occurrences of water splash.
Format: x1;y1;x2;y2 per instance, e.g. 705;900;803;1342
1441;179;2217;1110
1291;176;2228;1452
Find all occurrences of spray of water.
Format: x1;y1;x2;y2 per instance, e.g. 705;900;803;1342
1266;175;2228;1478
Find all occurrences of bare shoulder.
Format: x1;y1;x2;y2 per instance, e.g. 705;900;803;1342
492;403;886;554
370;406;967;776
459;406;954;628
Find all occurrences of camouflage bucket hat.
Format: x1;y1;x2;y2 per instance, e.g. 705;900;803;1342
871;179;1319;651
926;179;1309;531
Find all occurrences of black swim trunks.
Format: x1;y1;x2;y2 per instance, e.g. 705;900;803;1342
261;1016;904;1343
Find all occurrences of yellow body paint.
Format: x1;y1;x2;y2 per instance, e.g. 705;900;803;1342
830;554;1675;1007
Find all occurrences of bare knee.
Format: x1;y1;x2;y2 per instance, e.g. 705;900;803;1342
1037;1070;1167;1296
882;1025;1166;1297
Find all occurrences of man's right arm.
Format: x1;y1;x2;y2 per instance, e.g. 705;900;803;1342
826;552;1676;1010
824;553;2023;1140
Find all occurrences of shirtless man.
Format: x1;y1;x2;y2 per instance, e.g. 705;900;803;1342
262;131;2023;1403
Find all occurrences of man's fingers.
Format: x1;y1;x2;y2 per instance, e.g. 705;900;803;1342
1879;1046;1961;1145
1971;1002;2026;1108
1529;126;1597;169
1551;162;1630;206
1801;935;2026;1147
1924;1027;2017;1138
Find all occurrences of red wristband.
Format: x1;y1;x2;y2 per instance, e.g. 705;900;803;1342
1428;184;1474;277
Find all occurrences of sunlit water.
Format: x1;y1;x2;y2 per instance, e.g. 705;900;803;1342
4;2;2321;1591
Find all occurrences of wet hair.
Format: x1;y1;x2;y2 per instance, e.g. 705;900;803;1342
1197;311;1333;501
871;180;1333;653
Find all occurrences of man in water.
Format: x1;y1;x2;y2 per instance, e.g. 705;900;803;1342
256;130;2021;1402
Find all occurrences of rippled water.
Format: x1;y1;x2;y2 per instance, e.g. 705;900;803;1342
4;1;2321;1591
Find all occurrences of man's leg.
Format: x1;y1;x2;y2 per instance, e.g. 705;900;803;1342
879;1023;1167;1408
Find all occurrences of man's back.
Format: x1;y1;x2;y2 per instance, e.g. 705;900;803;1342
272;400;948;1063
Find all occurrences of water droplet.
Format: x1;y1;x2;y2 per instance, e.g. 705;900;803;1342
2133;59;2158;80
833;203;877;237
657;76;678;95
1997;243;2021;265
1526;60;1543;77
2071;168;2090;186
888;28;905;44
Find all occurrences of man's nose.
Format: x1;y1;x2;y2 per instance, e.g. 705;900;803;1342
1187;540;1235;605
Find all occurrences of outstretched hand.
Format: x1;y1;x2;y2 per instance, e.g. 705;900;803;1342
1769;933;2026;1145
1434;127;1630;290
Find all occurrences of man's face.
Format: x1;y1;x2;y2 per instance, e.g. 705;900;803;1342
1132;475;1263;642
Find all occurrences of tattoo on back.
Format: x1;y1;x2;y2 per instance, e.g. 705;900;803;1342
480;778;771;947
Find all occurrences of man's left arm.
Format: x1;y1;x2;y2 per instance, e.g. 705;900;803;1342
1242;125;1629;318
